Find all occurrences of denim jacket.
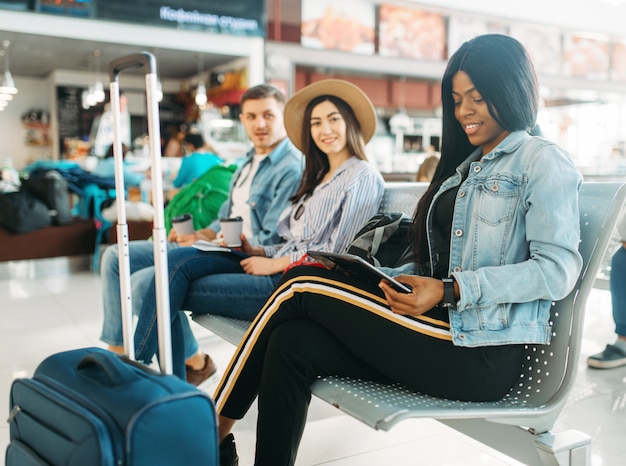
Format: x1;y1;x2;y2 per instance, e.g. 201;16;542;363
388;131;583;347
208;138;304;246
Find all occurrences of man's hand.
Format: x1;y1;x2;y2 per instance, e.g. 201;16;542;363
196;227;217;242
169;227;217;246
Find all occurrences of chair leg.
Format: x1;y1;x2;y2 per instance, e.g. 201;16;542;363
440;419;591;466
534;430;591;466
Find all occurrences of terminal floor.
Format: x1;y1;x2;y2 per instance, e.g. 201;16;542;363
1;258;625;465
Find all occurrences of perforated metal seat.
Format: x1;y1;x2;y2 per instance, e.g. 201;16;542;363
193;181;626;465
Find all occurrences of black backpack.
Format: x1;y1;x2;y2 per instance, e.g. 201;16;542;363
0;189;52;234
346;212;414;268
22;171;73;225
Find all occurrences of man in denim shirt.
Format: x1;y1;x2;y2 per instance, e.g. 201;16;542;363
99;84;303;384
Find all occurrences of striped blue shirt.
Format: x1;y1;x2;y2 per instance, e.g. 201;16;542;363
263;156;384;263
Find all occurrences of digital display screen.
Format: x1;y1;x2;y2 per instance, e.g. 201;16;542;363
37;0;94;18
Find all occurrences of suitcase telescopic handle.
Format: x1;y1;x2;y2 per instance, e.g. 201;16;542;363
108;51;174;376
109;52;156;82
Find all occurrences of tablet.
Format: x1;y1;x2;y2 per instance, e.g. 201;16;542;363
307;251;412;293
191;240;249;259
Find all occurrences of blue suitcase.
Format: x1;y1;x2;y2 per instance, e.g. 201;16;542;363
7;348;218;466
6;53;218;466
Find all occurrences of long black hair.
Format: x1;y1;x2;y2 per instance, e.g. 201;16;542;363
411;34;540;264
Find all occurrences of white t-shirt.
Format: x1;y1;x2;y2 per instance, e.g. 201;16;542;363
230;154;265;238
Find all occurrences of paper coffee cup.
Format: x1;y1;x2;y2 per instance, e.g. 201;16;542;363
220;217;243;247
172;213;195;235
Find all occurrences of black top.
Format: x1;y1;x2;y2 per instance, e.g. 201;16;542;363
431;184;459;279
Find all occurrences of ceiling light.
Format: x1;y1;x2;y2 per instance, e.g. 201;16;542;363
82;89;91;109
0;41;17;95
195;53;207;107
93;80;105;103
156;79;163;103
92;50;105;103
195;82;207;106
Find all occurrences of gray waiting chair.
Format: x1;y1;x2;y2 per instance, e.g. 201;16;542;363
193;181;626;466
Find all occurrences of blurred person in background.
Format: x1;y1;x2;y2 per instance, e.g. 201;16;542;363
587;213;626;369
171;132;223;188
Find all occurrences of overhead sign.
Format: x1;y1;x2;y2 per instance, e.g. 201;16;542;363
35;0;264;37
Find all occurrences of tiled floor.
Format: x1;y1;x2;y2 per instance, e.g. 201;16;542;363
1;256;625;465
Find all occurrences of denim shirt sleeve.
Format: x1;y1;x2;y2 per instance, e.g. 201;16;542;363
207;142;303;244
250;164;302;246
452;141;583;312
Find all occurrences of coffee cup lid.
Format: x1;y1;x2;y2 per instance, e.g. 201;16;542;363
172;213;192;222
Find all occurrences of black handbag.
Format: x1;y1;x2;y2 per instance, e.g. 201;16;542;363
0;189;52;234
22;171;73;225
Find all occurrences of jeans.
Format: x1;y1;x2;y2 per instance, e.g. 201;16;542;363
133;246;283;373
100;240;199;359
611;246;626;337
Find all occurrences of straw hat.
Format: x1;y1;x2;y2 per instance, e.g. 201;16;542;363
284;79;377;153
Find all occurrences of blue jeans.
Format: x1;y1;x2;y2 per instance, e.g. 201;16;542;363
100;240;199;360
611;246;626;337
133;246;283;375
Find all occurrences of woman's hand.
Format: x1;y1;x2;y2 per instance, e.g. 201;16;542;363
240;235;265;256
379;275;445;317
240;256;291;276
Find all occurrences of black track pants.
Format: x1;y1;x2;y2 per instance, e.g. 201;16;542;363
214;266;524;466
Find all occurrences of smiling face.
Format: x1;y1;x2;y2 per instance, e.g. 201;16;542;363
452;70;509;155
239;97;287;155
309;99;350;159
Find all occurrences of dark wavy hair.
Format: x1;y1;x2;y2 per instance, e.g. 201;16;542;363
291;95;368;203
411;34;540;265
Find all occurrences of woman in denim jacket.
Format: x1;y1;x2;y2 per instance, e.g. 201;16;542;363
213;35;583;466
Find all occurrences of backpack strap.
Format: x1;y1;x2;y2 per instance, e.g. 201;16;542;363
370;225;386;267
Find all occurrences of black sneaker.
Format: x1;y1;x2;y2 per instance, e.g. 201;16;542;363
587;344;626;369
219;433;239;466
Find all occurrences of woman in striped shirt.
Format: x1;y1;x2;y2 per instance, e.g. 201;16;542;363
133;79;384;385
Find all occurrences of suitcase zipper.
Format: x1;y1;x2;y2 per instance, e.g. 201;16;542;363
7;404;20;423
